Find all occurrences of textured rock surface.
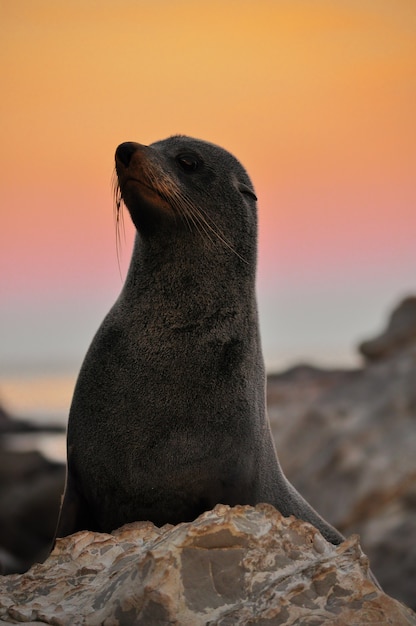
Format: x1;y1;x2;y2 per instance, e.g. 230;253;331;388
1;504;415;625
267;298;416;609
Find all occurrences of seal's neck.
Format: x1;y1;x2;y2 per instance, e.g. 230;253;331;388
121;232;257;314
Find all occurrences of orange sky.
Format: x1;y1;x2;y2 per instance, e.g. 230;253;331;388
1;0;416;383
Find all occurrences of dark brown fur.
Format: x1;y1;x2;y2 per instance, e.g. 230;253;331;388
54;136;343;545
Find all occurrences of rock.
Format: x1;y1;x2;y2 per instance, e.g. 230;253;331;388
0;400;66;574
267;343;416;609
359;296;416;361
0;504;415;625
0;450;65;574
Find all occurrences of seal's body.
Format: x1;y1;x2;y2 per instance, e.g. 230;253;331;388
55;136;343;545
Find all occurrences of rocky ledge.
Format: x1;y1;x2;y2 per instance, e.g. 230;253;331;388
267;296;416;609
1;504;415;626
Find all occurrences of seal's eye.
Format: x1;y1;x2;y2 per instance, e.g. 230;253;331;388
176;154;200;172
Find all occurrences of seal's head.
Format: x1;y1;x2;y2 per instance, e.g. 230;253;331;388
115;135;258;262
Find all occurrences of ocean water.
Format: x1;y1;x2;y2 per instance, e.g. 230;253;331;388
0;373;74;463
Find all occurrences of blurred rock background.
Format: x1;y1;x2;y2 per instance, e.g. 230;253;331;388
0;296;415;610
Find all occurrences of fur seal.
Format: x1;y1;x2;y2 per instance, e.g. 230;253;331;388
54;135;343;545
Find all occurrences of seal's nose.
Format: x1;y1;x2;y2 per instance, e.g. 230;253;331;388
115;142;140;168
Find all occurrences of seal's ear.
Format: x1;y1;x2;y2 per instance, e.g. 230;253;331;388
238;183;257;201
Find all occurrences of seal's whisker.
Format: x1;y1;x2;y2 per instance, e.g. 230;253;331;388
135;166;248;263
147;170;201;238
175;189;233;246
170;189;216;244
183;205;217;247
180;192;249;265
145;168;213;243
168;187;226;249
177;204;195;234
112;169;125;280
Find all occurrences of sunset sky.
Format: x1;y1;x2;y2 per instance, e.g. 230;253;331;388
1;1;415;414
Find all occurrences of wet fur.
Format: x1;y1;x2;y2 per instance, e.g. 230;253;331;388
54;135;344;545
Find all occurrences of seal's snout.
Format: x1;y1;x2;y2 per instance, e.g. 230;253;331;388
116;142;141;168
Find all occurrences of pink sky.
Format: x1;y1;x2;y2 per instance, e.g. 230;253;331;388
1;0;416;390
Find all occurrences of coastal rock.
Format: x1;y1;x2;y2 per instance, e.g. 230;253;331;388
267;296;416;609
0;400;65;574
359;296;416;361
0;504;415;625
0;449;64;573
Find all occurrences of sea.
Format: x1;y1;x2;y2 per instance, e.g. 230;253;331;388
0;372;74;463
